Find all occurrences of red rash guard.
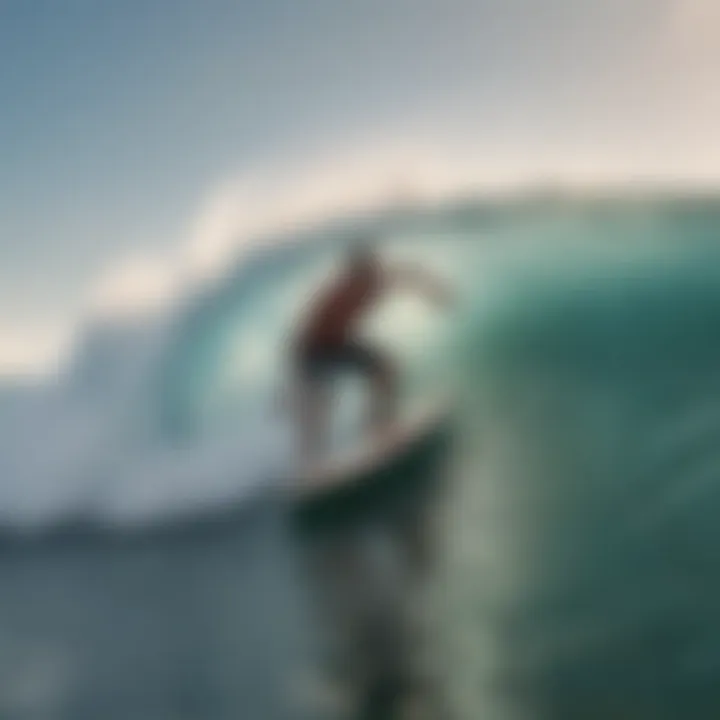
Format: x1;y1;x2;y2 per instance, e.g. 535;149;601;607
299;269;383;349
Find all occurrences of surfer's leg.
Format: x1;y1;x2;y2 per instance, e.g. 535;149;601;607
293;353;328;466
301;380;330;466
366;348;397;434
339;341;397;434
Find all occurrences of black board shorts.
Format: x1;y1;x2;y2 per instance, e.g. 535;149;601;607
297;341;382;382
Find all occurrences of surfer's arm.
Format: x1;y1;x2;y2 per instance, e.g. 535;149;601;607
385;265;454;308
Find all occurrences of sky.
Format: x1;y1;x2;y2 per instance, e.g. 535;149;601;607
0;0;719;375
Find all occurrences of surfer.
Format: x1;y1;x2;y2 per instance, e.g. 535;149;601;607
287;242;454;717
290;241;452;467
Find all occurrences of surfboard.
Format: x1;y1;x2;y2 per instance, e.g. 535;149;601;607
293;401;451;500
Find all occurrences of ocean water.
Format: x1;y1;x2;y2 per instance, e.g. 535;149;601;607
2;196;720;718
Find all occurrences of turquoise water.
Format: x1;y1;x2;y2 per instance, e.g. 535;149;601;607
437;200;720;719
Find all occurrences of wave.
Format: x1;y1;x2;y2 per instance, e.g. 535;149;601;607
6;194;712;534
